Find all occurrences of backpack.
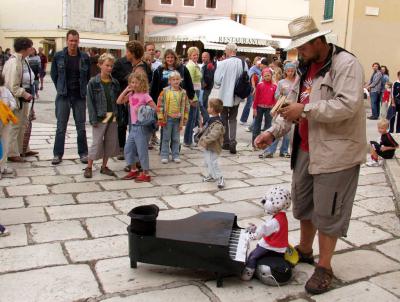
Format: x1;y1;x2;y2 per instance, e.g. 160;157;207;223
137;105;156;128
234;58;251;99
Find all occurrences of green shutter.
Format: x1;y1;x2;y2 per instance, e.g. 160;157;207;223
324;0;334;20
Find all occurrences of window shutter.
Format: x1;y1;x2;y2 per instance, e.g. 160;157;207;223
324;0;334;20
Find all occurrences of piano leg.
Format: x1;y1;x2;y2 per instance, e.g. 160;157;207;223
216;274;224;288
130;258;137;269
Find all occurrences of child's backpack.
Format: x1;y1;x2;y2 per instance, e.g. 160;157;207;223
234;58;251;99
137;105;156;129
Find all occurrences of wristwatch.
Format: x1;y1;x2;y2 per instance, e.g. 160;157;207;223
301;104;311;119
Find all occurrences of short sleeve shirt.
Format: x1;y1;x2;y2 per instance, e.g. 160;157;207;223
129;92;153;124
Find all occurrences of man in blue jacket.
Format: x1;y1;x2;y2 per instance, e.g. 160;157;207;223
50;30;90;165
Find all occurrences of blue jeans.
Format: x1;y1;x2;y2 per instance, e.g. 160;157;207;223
124;125;151;170
161;117;181;159
252;107;272;143
370;92;381;118
53;95;88;157
240;94;254;124
265;134;290;154
199;89;210;123
184;104;199;145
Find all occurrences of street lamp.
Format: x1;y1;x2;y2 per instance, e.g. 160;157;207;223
182;44;186;56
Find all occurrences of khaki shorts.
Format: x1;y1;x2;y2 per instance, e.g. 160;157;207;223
291;149;360;237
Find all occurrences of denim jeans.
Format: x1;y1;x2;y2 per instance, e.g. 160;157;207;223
204;150;222;179
184;104;199;145
370;92;381;118
252;107;272;143
265;134;290;154
124;125;151;170
240;93;254;124
199;89;210;123
161;117;181;159
53;95;88;157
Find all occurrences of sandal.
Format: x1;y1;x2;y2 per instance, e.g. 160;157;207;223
100;166;116;177
305;266;334;295
83;167;92;178
0;224;10;237
294;245;315;265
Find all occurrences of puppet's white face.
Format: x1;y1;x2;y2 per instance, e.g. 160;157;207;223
261;186;291;215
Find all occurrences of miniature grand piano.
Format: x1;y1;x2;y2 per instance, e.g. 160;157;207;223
127;208;250;287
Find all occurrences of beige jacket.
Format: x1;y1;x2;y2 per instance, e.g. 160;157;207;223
2;53;26;109
198;119;225;154
268;45;366;174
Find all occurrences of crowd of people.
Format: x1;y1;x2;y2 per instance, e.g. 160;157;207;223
0;15;399;296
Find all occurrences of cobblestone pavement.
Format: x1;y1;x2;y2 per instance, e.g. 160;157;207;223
0;80;399;302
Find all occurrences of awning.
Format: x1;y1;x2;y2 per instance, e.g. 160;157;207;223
202;41;275;54
79;38;127;50
147;18;276;46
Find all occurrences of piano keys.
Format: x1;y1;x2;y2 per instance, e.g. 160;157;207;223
128;210;250;287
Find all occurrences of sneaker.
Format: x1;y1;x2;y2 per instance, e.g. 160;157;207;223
124;165;131;172
305;266;334;295
222;144;230;151
173;158;181;163
203;175;216;182
0;224;10;237
245;126;252;132
80;155;88;164
135;172;151;182
217;176;225;189
229;144;237;154
259;152;273;159
161;158;168;164
123;170;139;180
23;150;39;157
100;166;116;176
151;135;160;145
279;153;291;158
366;160;380;167
51;156;62;165
117;154;125;160
83;167;92;178
239;121;247;125
294;245;315;265
241;267;255;281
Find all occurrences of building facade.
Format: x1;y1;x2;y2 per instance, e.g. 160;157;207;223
128;0;232;43
0;0;129;59
310;0;400;82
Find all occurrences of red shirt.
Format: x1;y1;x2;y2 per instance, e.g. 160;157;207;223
382;90;390;103
253;80;277;109
263;212;288;249
298;61;324;152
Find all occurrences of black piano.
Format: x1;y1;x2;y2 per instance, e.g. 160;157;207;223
127;209;249;287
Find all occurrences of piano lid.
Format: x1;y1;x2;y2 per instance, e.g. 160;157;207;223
154;211;237;246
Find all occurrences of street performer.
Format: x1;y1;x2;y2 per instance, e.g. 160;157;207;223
254;16;366;294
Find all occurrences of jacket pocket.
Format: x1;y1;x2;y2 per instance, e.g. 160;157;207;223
319;75;334;100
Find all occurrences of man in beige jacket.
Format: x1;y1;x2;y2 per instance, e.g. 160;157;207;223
255;16;366;294
2;37;38;162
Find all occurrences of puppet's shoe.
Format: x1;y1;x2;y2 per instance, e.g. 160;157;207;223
241;267;255;281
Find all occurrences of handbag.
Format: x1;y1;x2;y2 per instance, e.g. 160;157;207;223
22;99;36;156
137;104;156;127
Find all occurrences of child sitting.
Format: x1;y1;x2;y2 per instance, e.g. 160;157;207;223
117;71;157;182
242;186;291;281
198;98;225;189
157;71;190;164
367;118;399;167
84;53;120;178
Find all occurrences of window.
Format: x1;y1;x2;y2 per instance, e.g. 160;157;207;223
184;0;194;6
323;0;334;20
206;0;216;8
161;0;172;4
232;14;246;25
94;0;104;19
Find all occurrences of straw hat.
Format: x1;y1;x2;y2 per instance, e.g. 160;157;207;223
285;16;331;51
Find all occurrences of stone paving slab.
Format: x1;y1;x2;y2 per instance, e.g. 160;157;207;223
113;198;168;214
312;281;399;301
0;207;47;225
6;184;49;196
15;167;57;177
376;239;400;260
360;213;400;236
99;179;153;191
215;185;273;202
356;196;396;213
344;220;392;247
152;174;203;186
0;177;31;187
331;250;400;282
102;285;210;302
0;224;27;248
200;201;263;218
46;203;117;220
85;216;128;237
162;192;221;208
76;190;129;203
65;235;128;262
0;243;67;273
0;197;24;209
178;180;249;193
50;182;102;194
95;257;208;294
157;208;198;220
0;264;100;302
369;271;400;297
31;175;75;185
127;186;180;198
26;193;76;207
30;220;87;243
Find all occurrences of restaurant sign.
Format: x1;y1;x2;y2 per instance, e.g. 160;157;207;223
152;16;178;26
217;36;266;45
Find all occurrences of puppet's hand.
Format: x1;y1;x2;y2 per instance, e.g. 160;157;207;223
246;223;257;234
